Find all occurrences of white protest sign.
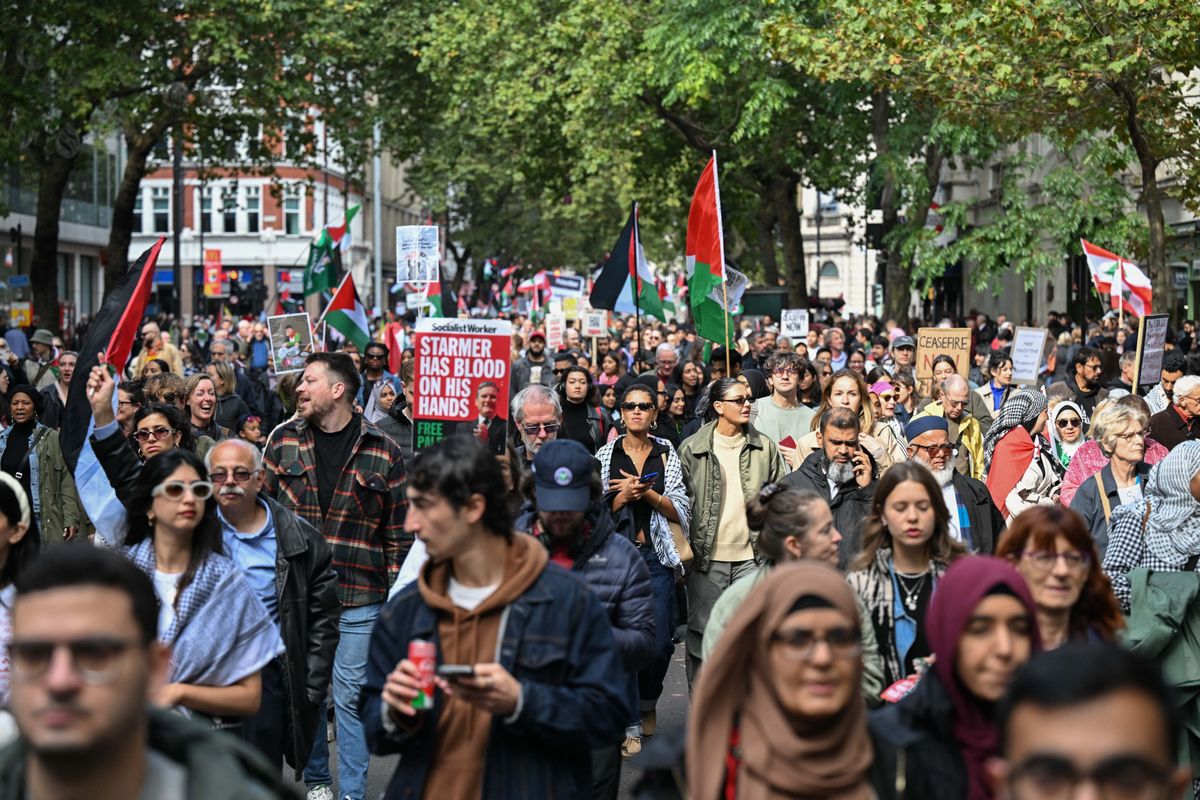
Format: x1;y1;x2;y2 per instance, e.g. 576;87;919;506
1010;327;1048;385
396;226;440;282
545;313;566;350
1135;314;1171;388
582;310;608;338
780;309;809;341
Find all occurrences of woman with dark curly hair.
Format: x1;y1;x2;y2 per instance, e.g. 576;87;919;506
847;461;968;688
996;505;1123;650
556;364;604;454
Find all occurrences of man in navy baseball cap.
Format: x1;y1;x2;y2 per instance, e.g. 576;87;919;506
531;439;596;512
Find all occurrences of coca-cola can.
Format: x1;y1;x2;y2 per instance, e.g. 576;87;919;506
408;639;436;710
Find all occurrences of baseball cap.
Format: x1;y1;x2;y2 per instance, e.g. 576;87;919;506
529;330;546;341
892;335;915;350
532;440;595;512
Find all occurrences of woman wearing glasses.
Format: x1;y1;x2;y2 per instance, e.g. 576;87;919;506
868;557;1041;800
596;382;690;755
996;506;1123;650
123;449;281;729
1068;402;1151;555
0;385;81;546
678;377;788;684
689;563;876;800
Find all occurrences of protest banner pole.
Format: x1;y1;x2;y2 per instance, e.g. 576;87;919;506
1131;314;1147;397
313;271;351;328
1118;259;1124;331
721;277;731;375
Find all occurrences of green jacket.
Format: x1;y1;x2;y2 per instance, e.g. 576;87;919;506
0;425;80;545
0;707;299;799
1124;568;1200;775
699;564;886;705
677;421;788;573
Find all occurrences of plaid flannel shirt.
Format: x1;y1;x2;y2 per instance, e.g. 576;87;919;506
263;415;409;607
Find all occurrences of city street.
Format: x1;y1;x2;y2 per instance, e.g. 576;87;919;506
291;643;690;799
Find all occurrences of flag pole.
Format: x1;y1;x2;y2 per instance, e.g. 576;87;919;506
711;151;731;376
633;202;642;370
1118;258;1124;331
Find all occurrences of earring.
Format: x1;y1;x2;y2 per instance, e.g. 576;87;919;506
651;419;658;429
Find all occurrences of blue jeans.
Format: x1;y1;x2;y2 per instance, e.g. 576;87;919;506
637;547;676;709
304;602;381;800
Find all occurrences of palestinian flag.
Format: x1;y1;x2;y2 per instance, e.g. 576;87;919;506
303;230;336;296
62;237;165;542
686;154;735;346
327;204;361;252
590;203;665;322
425;269;458;318
322;272;372;353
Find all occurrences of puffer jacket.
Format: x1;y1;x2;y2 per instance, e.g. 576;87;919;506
519;501;655;673
677;421;788;574
867;670;968;800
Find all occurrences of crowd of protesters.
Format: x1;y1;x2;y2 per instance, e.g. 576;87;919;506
0;303;1194;800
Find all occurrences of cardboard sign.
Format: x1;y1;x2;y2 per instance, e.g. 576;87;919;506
582;310;608;338
395;225;440;283
780;309;809;341
412;318;513;454
915;327;972;394
267;312;316;374
1135;314;1171;389
545;313;566;350
1009;327;1048;385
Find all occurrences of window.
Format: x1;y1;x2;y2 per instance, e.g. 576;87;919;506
817;192;840;213
79;255;95;316
151;187;169;233
246;186;260;233
819;261;840;279
284;187;301;235
132;192;144;234
200;188;212;234
222;188;237;233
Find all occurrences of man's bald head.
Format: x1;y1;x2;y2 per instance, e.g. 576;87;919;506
941;374;971;422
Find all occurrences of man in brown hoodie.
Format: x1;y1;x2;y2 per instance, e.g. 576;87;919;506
361;435;629;800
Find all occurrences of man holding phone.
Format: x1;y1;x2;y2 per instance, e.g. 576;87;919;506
361;436;628;799
782;406;878;569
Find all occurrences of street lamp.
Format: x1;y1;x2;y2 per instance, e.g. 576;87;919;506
165;81;189;319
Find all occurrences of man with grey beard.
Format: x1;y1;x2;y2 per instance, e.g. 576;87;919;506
904;415;1005;554
781;406;877;569
207;438;340;778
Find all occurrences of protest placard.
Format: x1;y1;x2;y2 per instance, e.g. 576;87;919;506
548;274;586;299
915;327;972;394
395;225;440;283
563;297;580;320
1010;327;1048;385
546;313;566;350
412;318;513;454
267;312;315;374
1134;313;1171;389
582;310;608;338
780;309;809;341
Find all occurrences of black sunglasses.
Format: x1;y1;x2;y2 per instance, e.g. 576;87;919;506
621;402;654;412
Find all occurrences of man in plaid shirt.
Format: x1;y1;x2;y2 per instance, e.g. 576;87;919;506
263;351;409;800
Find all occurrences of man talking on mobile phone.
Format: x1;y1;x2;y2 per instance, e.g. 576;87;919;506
361;436;628;800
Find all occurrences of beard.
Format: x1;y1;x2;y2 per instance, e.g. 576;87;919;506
930;462;956;487
825;457;855;485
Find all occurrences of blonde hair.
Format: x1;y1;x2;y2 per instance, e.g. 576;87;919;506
1091;402;1148;457
809;369;875;432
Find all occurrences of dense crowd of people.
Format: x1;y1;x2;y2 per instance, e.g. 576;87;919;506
0;306;1196;799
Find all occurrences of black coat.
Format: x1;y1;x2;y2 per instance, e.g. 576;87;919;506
949;471;1006;554
868;671;968;800
781;450;877;569
1069;461;1152;558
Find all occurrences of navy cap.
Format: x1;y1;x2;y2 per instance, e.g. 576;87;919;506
532;439;595;512
905;415;948;441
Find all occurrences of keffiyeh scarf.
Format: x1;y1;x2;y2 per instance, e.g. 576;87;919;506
1143;440;1200;561
982;388;1048;470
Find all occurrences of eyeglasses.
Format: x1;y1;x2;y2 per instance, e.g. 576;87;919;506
773;627;863;661
210;468;257;484
133;426;174;443
720;395;753;406
877;393;896;402
152;480;215;501
152;392;179;405
1056;418;1082;429
1007;753;1172;800
117;400;139;409
9;637;143;684
911;443;957;457
1114;429;1149;443
1022;550;1090;573
621;402;655;412
943;397;968;408
772;367;799;376
365;352;386;360
521;422;560;436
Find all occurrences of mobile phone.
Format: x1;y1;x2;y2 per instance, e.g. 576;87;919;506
436;664;476;679
640;472;659;483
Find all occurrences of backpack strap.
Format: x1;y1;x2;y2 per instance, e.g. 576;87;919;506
1096;473;1112;523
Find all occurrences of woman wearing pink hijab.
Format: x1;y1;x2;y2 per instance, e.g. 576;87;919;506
867;557;1042;800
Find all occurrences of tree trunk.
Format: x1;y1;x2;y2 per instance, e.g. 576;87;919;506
31;152;78;333
756;194;780;288
871;91;909;325
106;120;171;287
771;174;806;307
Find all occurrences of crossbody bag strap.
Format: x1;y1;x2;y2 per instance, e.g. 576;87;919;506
1096;473;1112;523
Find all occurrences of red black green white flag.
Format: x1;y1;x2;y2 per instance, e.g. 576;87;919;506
321;272;371;353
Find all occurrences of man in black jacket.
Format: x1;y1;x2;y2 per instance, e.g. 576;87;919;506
207;439;341;779
1068;346;1109;424
781;407;877;569
904;415;1004;554
519;439;654;794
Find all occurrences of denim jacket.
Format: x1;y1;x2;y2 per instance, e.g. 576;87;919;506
360;559;629;799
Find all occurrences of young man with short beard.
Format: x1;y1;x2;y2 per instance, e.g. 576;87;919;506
904;416;1004;554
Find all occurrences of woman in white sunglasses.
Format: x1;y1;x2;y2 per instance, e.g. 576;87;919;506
123;449;282;731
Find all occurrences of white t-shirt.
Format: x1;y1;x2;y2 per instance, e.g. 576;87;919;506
0;584;14;706
154;570;182;635
448;578;499;612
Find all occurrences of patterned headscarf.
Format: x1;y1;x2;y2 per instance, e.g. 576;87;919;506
982;388;1048;470
1144;440;1200;560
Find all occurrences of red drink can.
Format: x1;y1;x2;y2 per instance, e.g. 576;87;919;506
408;639;436;710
